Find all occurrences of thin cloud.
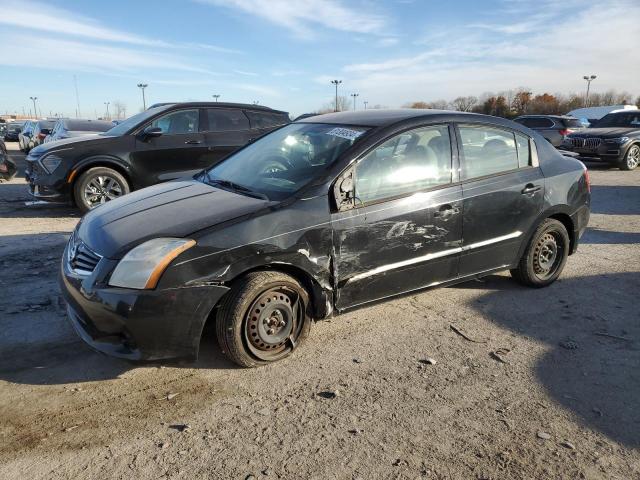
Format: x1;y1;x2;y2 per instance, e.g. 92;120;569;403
196;0;388;38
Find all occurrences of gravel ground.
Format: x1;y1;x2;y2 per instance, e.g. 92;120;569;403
0;142;638;479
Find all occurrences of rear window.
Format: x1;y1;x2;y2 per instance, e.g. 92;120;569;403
206;108;250;132
562;118;583;128
66;120;112;131
246;111;289;129
517;117;554;128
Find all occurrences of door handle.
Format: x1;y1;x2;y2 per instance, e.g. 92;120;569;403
521;184;541;195
434;204;459;218
184;140;202;145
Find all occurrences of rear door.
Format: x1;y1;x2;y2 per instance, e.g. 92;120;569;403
131;108;207;186
245;110;289;140
201;108;252;168
333;124;463;309
456;123;543;276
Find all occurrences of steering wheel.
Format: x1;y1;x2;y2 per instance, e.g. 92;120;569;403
260;155;292;177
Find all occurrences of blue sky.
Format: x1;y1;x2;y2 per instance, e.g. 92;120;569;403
1;0;638;118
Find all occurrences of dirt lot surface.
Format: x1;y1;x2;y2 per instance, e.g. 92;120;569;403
0;142;638;479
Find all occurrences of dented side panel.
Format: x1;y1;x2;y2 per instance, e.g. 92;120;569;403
332;186;463;309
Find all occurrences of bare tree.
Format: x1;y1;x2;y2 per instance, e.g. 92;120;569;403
112;100;127;119
451;96;478;112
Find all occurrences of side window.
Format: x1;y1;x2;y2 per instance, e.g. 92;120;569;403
246;111;288;129
149;109;199;134
207;109;249;132
515;133;531;168
355;125;452;204
458;125;518;180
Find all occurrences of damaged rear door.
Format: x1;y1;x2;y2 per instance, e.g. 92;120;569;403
332;124;463;310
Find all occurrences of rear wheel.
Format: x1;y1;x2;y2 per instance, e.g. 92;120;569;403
510;218;570;288
216;271;311;367
620;144;639;171
74;166;130;213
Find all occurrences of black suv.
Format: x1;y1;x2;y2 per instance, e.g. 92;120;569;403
25;102;290;211
561;111;640;170
514;115;583;147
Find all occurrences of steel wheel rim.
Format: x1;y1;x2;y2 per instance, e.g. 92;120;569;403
84;175;123;208
244;286;304;361
627;146;639;169
532;231;564;280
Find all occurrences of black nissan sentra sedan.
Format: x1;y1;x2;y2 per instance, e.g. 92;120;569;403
60;110;590;367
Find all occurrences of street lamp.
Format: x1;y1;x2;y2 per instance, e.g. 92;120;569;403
212;94;220;102
137;83;148;110
330;79;342;112
350;93;359;111
363;101;369;110
104;102;110;120
583;75;597;107
29;96;38;118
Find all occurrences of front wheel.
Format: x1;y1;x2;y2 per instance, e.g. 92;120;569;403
73;166;130;213
510;218;570;288
620;144;639;171
216;271;311;367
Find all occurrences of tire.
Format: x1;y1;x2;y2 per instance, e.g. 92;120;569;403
73;166;130;213
510;218;570;288
620;144;639;171
216;271;312;367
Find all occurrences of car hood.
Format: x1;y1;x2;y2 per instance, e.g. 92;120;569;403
28;133;109;156
570;128;639;138
78;179;271;258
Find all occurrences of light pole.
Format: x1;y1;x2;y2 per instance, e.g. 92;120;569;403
137;83;148;110
212;94;220;102
350;93;359;111
104;102;110;120
29;96;38;118
583;75;597;107
330;79;342;112
364;101;368;110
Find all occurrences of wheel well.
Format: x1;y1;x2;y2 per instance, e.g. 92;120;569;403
227;264;330;320
69;161;132;203
548;213;575;254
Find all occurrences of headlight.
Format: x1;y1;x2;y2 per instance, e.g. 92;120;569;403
40;153;63;173
604;137;630;144
109;238;196;289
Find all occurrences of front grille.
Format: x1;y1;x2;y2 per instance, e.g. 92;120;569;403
68;231;102;275
569;137;601;149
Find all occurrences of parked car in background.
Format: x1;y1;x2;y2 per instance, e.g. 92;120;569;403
25;102;290;212
19;121;35;152
561;110;640;170
0;138;17;181
30;119;56;149
514;115;583;146
59;109;590;367
567;105;638;126
4;121;24;142
45;119;113;143
0;123;7;138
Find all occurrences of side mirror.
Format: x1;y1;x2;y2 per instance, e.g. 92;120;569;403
140;126;163;140
333;169;356;211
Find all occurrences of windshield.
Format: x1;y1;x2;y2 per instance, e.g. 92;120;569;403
102;106;168;136
594;112;640;128
200;123;369;201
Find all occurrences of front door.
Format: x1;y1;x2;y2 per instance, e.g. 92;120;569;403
456;123;544;276
131;108;208;187
333;124;463;310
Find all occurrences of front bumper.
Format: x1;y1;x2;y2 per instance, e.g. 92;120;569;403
561;141;630;162
59;242;230;361
25;157;71;203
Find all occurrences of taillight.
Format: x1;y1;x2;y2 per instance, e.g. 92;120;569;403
38;133;46;139
583;166;591;193
559;129;573;136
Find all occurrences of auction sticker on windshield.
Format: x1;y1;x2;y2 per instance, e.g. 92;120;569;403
325;127;365;141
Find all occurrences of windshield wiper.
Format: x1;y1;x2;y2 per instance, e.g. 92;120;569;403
207;177;269;201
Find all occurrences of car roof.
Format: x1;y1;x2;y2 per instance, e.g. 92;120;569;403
296;109;517;129
515;115;577;120
149;102;289;115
